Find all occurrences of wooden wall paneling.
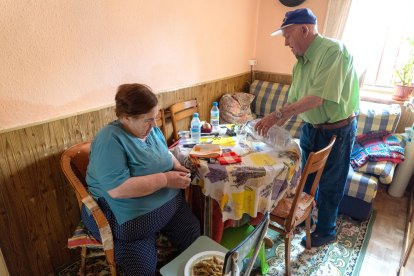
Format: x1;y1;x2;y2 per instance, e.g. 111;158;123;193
158;74;250;144
0;73;249;275
0;107;118;275
0;132;32;275
254;70;292;84
0;127;60;275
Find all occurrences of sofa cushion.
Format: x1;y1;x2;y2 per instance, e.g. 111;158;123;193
345;168;378;203
356;161;396;184
357;101;401;135
249;80;304;138
250;80;289;116
284;116;304;138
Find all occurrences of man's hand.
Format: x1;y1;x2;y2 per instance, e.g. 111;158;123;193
255;112;287;136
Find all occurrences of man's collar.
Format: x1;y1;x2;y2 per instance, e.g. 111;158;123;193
298;34;322;63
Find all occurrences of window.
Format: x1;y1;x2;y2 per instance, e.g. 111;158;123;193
342;0;414;89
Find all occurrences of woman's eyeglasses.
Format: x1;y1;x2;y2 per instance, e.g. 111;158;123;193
131;113;161;125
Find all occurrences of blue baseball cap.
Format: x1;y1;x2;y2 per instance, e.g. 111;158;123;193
270;8;317;36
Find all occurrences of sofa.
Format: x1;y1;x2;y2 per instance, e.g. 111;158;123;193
248;80;403;220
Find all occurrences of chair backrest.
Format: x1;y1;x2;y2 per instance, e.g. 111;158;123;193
285;136;336;229
156;108;167;141
61;141;117;275
61;141;92;209
223;212;270;276
169;99;198;141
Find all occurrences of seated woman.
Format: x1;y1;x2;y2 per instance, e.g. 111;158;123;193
81;83;200;275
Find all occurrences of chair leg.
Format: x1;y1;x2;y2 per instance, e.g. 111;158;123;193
105;249;117;276
109;265;117;276
305;215;311;249
80;247;87;276
284;234;291;276
185;185;192;209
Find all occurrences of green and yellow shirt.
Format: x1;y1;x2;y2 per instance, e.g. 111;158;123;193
288;35;360;124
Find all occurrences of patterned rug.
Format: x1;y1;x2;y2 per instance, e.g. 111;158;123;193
264;212;376;276
55;212;375;276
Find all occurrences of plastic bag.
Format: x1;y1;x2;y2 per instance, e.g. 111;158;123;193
243;119;293;151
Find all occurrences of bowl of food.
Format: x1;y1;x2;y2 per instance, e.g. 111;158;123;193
184;251;225;276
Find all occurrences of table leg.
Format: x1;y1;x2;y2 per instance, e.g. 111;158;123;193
203;196;212;238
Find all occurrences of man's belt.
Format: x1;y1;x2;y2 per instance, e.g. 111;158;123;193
312;113;356;130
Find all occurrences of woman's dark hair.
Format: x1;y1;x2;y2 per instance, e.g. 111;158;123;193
115;83;158;117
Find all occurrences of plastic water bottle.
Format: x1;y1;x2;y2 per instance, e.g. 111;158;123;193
244;119;292;151
190;113;201;143
210;102;220;132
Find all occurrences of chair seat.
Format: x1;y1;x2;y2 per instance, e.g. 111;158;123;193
271;192;315;220
68;221;178;268
68;222;103;250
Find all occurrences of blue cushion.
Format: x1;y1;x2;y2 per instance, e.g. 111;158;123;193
345;167;378;203
357;101;401;135
249;80;304;138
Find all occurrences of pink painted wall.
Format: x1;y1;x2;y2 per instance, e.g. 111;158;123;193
0;1;259;131
0;0;330;132
255;0;329;74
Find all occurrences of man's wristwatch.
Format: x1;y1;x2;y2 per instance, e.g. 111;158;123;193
274;109;283;120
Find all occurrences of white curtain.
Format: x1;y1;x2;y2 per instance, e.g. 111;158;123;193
322;0;353;39
322;0;367;85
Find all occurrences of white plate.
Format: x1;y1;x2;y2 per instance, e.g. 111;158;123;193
184;250;225;276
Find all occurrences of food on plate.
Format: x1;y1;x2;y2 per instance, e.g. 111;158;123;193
192;255;223;276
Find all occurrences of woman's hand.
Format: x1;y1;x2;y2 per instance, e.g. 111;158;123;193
164;171;191;189
171;152;190;173
174;164;190;173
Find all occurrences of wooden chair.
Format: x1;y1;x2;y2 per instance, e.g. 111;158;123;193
169;99;198;142
156;108;167;141
60;141;117;276
269;136;336;276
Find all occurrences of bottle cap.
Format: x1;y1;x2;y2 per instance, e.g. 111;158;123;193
193;112;199;117
213;102;218;106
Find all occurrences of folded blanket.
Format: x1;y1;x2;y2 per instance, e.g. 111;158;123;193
351;131;405;169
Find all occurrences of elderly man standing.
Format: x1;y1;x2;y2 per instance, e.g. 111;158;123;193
255;8;359;247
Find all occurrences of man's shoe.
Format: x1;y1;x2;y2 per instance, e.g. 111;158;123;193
263;236;274;249
298;218;314;228
301;231;336;248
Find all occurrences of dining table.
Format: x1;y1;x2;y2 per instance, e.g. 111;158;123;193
171;128;302;242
